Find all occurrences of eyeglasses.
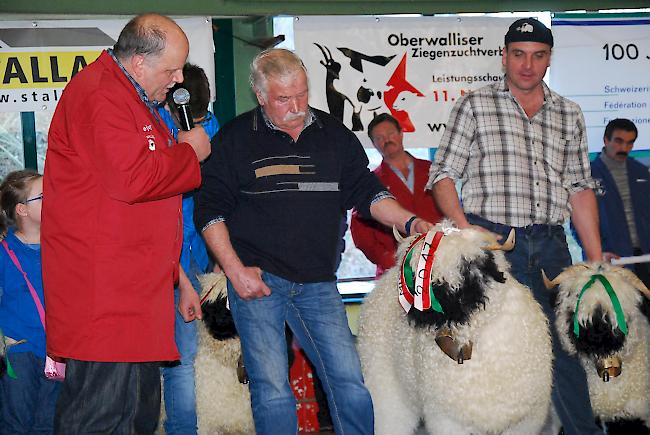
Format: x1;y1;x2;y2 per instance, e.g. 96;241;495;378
24;194;43;204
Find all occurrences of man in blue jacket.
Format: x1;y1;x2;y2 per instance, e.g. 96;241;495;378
158;63;219;435
592;118;650;286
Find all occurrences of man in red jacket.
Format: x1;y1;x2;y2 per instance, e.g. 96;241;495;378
41;14;210;434
351;113;443;277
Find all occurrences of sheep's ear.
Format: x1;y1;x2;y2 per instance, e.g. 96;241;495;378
393;225;405;244
617;267;650;299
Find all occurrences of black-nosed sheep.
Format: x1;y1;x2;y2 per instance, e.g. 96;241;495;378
194;272;254;435
546;263;650;433
358;222;553;435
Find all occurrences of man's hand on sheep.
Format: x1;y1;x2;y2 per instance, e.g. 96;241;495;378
179;266;203;322
456;221;504;241
230;266;272;300
410;217;434;235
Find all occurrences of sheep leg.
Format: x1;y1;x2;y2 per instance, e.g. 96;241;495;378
367;376;419;435
363;358;419;435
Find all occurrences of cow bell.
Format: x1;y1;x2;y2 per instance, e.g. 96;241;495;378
595;356;622;382
435;329;472;364
237;353;249;384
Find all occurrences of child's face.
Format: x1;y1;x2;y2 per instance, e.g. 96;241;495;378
21;177;43;227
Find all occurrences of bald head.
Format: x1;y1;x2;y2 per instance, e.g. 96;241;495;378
114;14;189;103
113;13;188;62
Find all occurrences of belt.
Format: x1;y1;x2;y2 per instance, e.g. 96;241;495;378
466;213;563;237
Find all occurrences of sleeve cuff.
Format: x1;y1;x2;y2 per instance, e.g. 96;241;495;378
370;191;395;206
201;216;226;233
426;167;459;190
567;178;597;196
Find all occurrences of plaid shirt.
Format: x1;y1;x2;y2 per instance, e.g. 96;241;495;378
427;77;595;227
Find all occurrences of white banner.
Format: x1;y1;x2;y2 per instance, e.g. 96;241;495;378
294;16;511;148
0;17;215;113
550;14;650;152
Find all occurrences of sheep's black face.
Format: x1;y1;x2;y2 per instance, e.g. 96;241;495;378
201;295;239;341
604;417;650;435
568;306;626;358
407;251;505;329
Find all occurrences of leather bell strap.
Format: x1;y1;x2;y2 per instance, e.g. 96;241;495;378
573;274;628;337
398;231;445;313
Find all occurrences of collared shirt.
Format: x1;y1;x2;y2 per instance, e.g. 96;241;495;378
107;48;160;116
388;159;415;193
427;76;595;227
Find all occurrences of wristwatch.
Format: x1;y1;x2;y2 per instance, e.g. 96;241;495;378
404;215;418;236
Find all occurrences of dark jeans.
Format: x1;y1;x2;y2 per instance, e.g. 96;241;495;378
0;351;61;435
54;360;160;435
467;214;604;435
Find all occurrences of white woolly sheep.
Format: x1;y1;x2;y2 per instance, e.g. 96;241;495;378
194;272;254;435
358;222;553;435
546;263;650;434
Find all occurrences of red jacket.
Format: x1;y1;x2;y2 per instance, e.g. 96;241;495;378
351;157;442;277
42;51;201;362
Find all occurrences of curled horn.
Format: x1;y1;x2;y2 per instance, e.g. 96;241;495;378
542;268;578;290
483;229;515;251
541;269;561;290
541;264;591;290
393;225;405;244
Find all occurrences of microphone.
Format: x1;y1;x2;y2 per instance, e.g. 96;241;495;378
172;87;194;131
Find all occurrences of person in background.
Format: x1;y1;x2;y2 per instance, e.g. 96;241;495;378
0;170;60;434
351;113;443;277
428;18;604;435
41;13;210;434
591;118;650;286
158;63;219;435
195;48;433;435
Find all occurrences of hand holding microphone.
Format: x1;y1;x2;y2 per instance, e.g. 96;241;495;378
172;87;210;161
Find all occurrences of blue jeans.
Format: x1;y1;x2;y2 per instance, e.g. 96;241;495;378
467;214;604;435
0;351;61;435
161;259;202;435
228;271;373;435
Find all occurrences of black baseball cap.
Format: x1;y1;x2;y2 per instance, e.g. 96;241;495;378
505;18;553;48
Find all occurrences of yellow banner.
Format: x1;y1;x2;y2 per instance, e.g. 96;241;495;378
1;50;102;89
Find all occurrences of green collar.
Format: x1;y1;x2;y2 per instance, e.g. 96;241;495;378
573;274;627;337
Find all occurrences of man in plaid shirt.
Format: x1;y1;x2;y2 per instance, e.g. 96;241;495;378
427;19;604;435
